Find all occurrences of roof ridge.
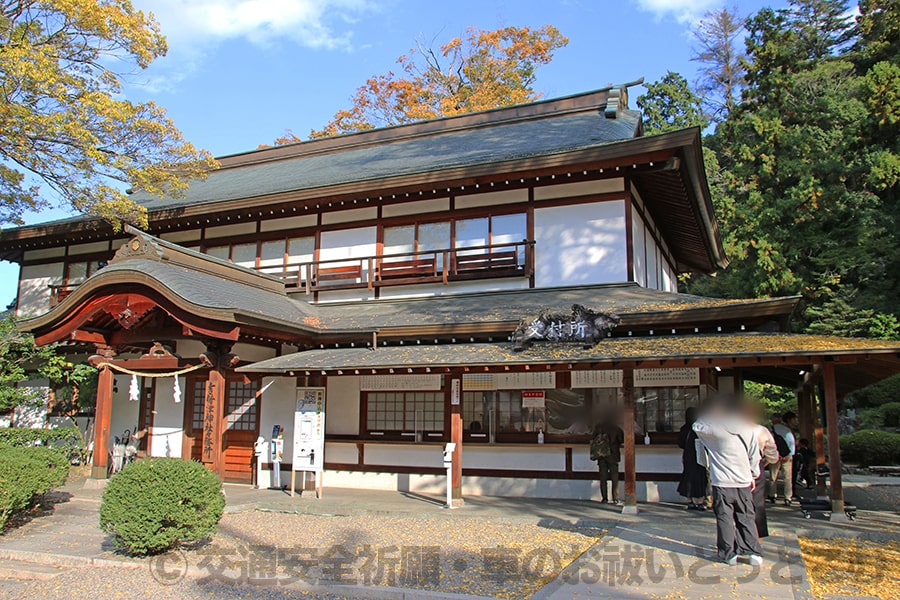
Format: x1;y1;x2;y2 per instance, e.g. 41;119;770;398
115;226;286;293
215;86;634;170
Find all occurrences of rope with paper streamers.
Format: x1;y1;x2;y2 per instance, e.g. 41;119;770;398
93;362;206;378
94;362;207;404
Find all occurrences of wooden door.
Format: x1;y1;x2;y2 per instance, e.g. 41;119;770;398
222;378;260;483
183;378;208;463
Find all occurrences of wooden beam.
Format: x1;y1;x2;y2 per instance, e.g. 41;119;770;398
91;365;114;479
622;367;637;514
822;361;846;520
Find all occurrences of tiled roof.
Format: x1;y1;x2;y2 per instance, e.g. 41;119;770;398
238;334;900;372
135;105;641;212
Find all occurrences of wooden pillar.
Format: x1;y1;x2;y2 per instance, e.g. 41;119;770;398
200;343;236;480
813;383;828;498
621;367;637;514
91;365;115;479
822;361;846;520
449;375;464;507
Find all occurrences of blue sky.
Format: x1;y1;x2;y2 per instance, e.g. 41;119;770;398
1;0;788;308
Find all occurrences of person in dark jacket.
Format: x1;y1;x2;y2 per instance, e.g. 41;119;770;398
591;414;624;505
678;407;709;510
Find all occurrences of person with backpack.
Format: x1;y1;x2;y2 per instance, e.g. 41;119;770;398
693;394;764;566
768;412;797;505
677;407;709;510
591;413;624;505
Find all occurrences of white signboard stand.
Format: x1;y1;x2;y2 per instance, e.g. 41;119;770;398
291;387;326;498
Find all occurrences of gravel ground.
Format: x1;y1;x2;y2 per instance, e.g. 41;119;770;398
206;512;602;598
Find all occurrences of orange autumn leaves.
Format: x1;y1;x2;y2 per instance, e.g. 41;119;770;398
270;26;568;144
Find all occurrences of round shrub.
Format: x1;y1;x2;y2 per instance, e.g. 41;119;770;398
0;445;69;530
840;429;900;467
100;458;224;556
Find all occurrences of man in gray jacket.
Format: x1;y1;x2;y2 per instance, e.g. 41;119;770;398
693;394;764;566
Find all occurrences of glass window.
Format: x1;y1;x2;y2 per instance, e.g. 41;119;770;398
417;222;451;252
635;387;703;433
206;245;230;261
491;213;526;246
190;381;206;430
67;261;88;285
545;389;592;435
366;392;444;432
260;240;286;269
287;236;315;268
455;218;488;251
384;225;415;255
226;380;259;431
231;243;257;268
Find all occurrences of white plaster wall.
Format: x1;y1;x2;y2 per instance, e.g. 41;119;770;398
534;200;627;287
109;374;140;453
365;443;445;468
324;442;358;463
326;377;360;435
175;340;206;360
322;470;680;502
17;263;63;317
632;205;646;287
645;230;660;290
150;376;184;458
463;445;566;470
257;376;297;486
232;343;277;363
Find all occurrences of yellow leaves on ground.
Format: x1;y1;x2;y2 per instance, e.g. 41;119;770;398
799;537;900;600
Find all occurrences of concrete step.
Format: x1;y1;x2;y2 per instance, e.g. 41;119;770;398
0;559;67;581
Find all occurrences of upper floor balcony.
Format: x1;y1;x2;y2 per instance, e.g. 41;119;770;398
48;240;535;306
266;239;534;294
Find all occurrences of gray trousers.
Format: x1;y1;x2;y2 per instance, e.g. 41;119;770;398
712;486;764;561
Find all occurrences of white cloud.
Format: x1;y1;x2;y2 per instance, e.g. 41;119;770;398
127;0;375;93
146;0;374;49
635;0;721;24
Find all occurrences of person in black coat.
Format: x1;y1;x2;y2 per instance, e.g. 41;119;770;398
677;407;709;510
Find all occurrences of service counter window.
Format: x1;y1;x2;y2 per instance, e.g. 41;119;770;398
634;386;706;438
462;388;619;443
365;391;444;440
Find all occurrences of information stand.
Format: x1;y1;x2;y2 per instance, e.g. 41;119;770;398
290;387;325;498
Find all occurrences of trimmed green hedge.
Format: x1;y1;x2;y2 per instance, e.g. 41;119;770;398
0;445;69;530
840;429;900;467
0;427;85;463
100;458;224;556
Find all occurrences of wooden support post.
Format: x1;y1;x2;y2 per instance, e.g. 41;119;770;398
814;382;828;499
202;368;227;478
91;365;114;479
822;361;846;521
450;376;463;507
622;367;637;514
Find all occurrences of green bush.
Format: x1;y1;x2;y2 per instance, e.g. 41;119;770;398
0;427;85;463
858;402;900;429
846;373;900;409
0;445;69;530
100;458;224;556
840;429;900;467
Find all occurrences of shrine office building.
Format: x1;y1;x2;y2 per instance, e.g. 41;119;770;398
2;85;898;513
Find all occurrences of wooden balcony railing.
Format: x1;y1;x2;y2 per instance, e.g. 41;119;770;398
265;240;535;294
49;284;79;307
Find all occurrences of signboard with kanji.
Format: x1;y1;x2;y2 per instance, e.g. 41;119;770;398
292;387;326;472
512;304;620;351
